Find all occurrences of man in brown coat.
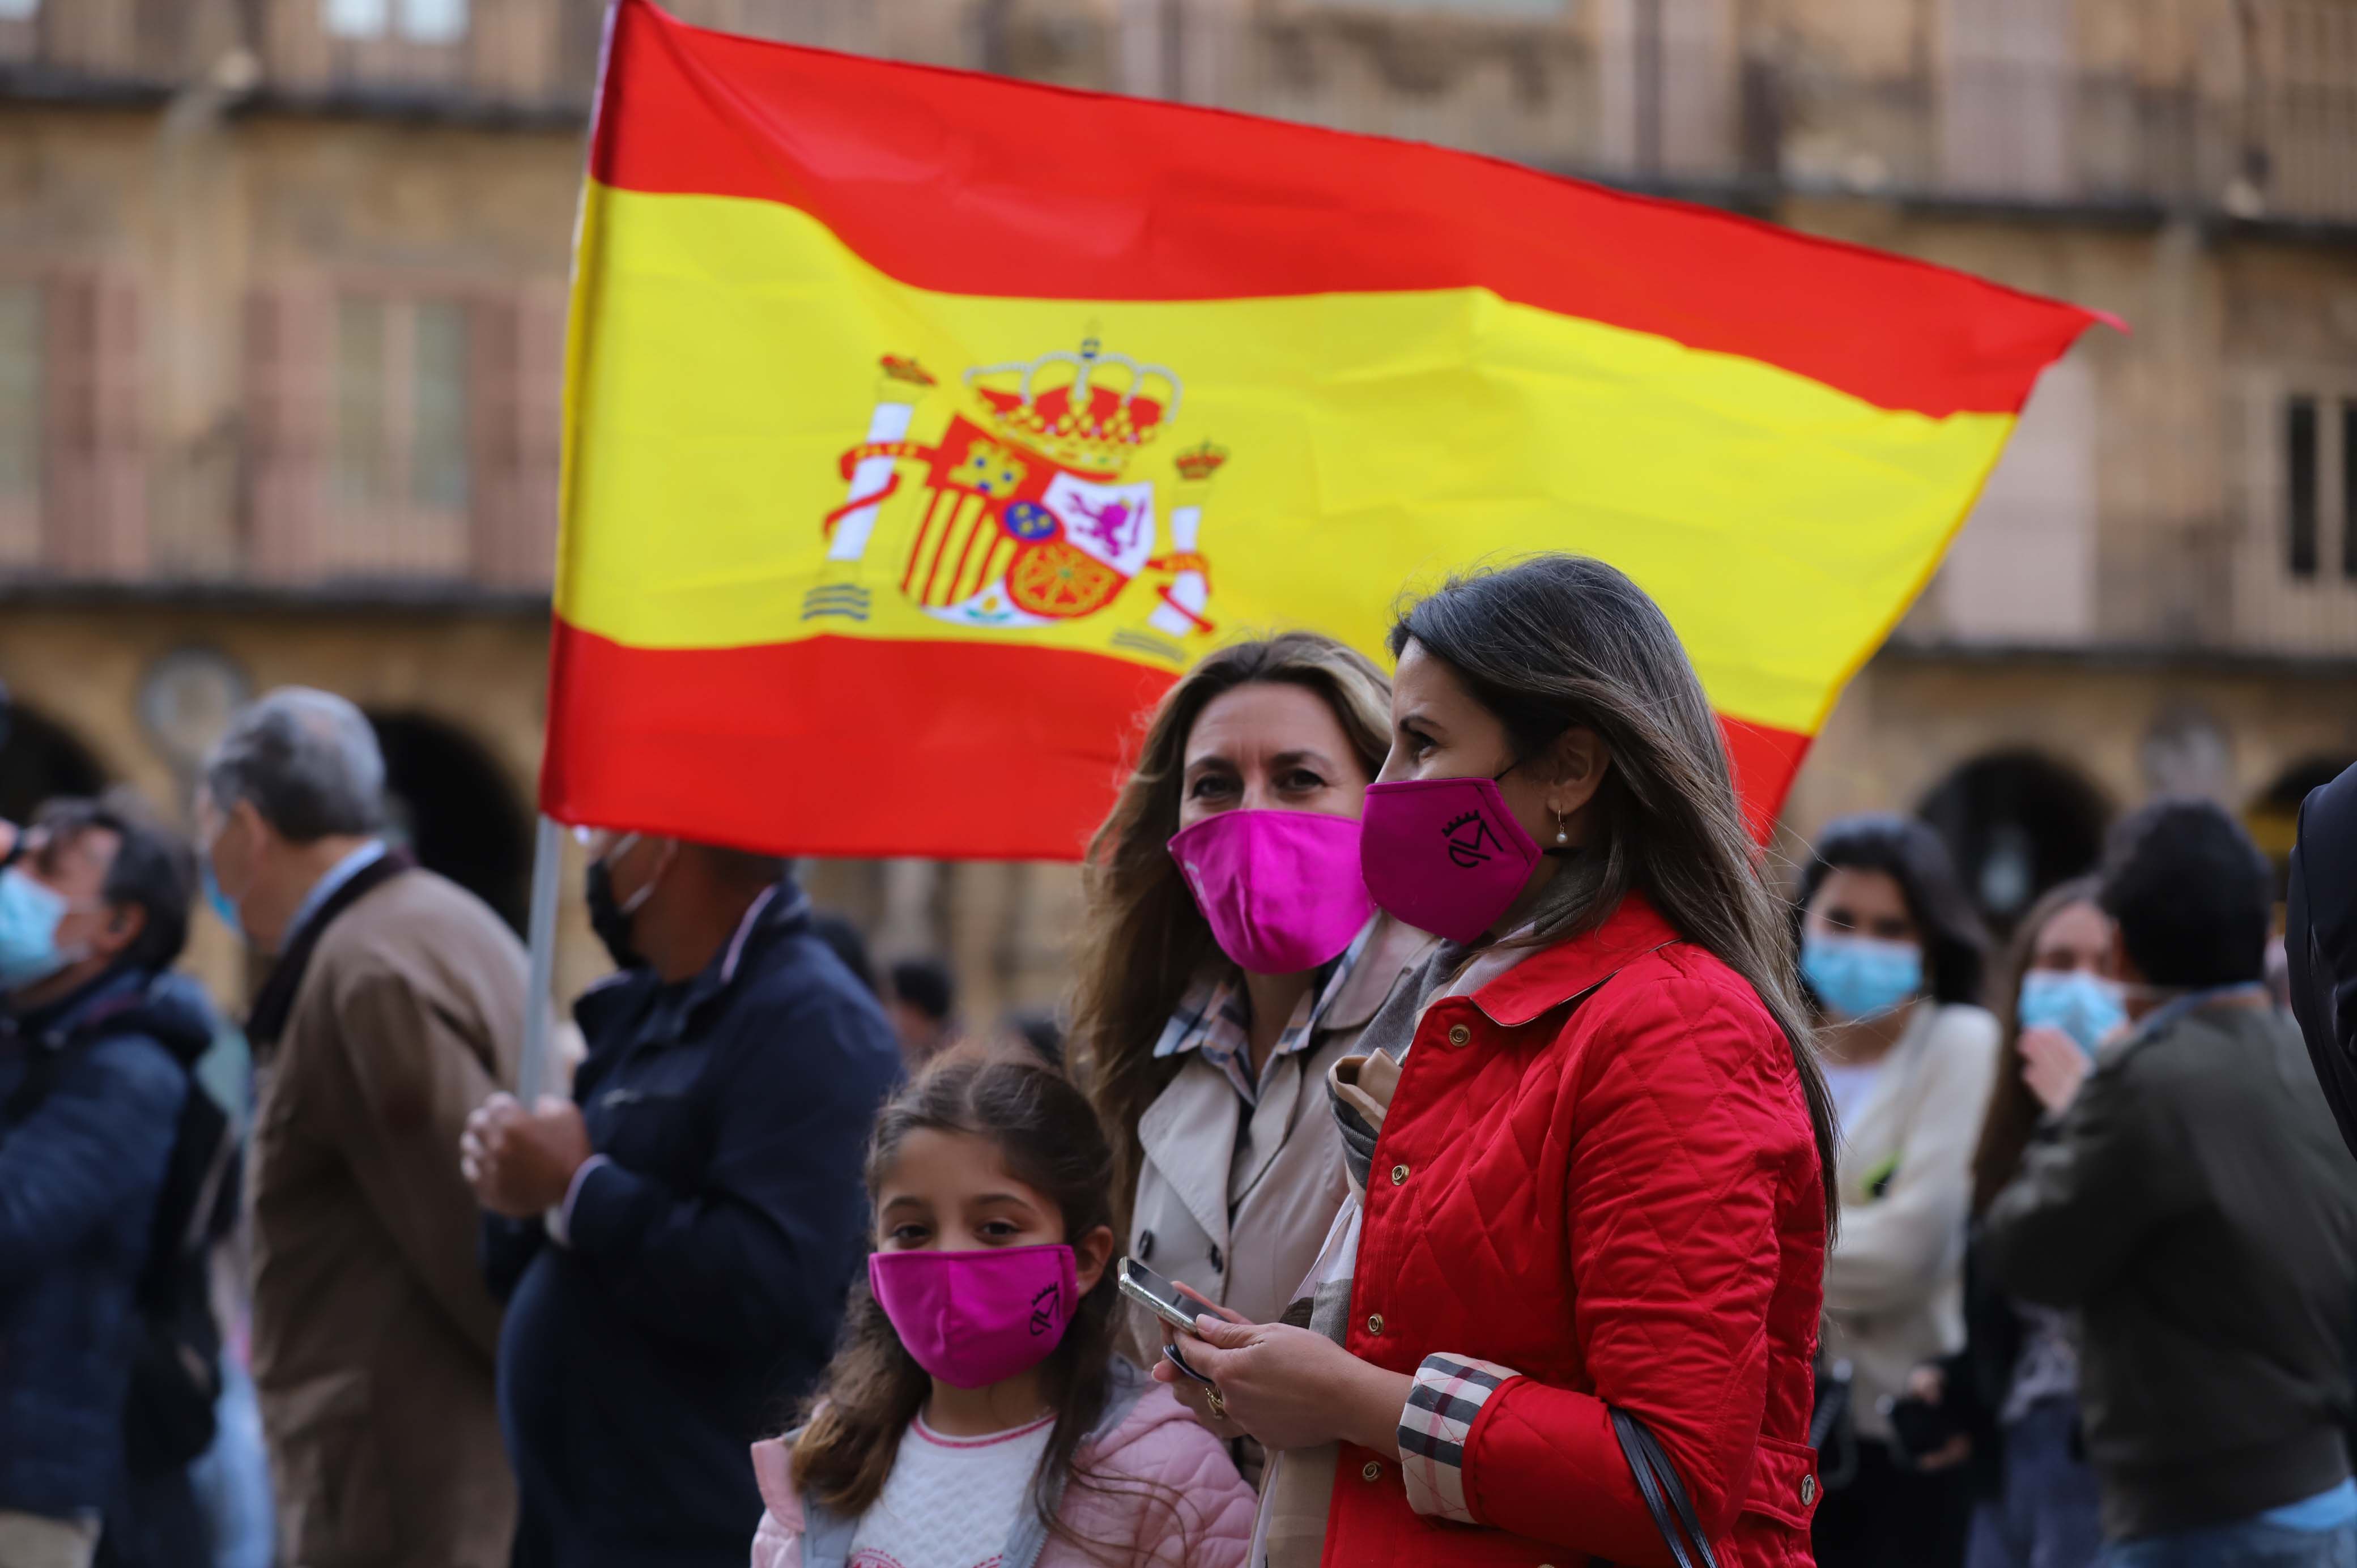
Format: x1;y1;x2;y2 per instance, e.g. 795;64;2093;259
197;688;520;1568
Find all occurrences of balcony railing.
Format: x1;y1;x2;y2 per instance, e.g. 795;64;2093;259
0;433;555;595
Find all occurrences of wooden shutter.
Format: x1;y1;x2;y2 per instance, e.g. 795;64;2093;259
42;267;145;578
242;280;331;582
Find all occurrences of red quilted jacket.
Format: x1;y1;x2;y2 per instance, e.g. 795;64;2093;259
1322;893;1827;1568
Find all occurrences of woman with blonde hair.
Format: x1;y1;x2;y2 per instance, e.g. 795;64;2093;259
1071;632;1437;1480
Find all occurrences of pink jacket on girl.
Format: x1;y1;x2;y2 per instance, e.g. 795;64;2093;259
750;1366;1254;1568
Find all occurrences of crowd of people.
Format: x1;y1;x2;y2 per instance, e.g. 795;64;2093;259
1;553;2355;1568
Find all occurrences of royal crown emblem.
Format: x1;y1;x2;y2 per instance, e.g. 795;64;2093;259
812;336;1220;649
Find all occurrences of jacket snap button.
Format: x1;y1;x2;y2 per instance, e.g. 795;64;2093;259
1447;1024;1470;1046
1361;1460;1381;1482
1390;1163;1409;1186
1367;1313;1384;1335
1800;1473;1817;1506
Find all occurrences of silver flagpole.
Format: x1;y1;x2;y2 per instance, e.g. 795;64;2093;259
516;813;567;1103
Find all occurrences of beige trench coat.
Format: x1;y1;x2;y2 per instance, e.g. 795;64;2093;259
1126;914;1436;1339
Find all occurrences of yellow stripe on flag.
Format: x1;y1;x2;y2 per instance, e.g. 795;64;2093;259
558;183;2014;738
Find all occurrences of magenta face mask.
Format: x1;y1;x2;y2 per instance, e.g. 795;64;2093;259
868;1243;1079;1389
1359;774;1542;944
1167;809;1374;974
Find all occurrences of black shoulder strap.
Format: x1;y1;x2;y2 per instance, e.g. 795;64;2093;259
1612;1408;1723;1568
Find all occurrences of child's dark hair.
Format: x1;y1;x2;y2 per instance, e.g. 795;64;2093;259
790;1057;1176;1562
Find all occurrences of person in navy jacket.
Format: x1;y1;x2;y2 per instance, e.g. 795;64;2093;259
0;798;212;1568
465;835;900;1568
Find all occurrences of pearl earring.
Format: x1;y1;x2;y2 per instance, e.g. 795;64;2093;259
1555;812;1569;846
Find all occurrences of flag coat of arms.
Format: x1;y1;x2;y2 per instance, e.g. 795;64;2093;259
546;0;2104;859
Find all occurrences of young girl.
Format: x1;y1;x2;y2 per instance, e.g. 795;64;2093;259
750;1057;1256;1568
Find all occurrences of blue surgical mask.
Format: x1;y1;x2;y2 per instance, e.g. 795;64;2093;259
2017;969;2125;1057
200;854;244;945
1801;932;1924;1022
0;866;73;991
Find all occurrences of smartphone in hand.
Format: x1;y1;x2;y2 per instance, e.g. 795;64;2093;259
1118;1257;1204;1337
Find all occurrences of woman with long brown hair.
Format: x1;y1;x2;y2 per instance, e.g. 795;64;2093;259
1070;633;1437;1452
1153;556;1835;1568
1901;878;2114;1568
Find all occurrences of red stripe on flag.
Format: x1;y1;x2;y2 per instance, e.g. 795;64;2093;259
541;621;1813;859
589;0;2103;419
1720;714;1816;844
542;621;1176;860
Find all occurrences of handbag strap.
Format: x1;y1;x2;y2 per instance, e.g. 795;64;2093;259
1611;1408;1722;1568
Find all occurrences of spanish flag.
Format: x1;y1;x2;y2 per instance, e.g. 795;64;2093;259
546;0;2103;860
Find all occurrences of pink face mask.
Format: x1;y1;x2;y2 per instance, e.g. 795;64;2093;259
868;1243;1079;1390
1167;809;1374;974
1359;774;1542;944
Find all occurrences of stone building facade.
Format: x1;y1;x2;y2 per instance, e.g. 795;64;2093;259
0;0;2352;1022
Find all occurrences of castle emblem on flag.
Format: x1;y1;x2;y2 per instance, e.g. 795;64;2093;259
816;336;1222;649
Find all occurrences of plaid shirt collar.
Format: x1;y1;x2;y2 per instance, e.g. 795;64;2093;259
1151;921;1376;1103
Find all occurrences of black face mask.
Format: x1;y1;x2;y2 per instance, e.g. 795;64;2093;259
585;858;644;971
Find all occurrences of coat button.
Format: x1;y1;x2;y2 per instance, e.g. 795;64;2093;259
1800;1473;1817;1506
1367;1313;1384;1335
1208;1243;1223;1273
1390;1163;1409;1186
1447;1024;1470;1046
1137;1230;1154;1262
1362;1460;1382;1482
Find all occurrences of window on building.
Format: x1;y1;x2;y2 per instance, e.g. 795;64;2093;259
403;0;466;44
411;299;469;512
0;284;39;506
324;0;389;36
323;0;467;42
333;295;470;517
334;297;388;504
2289;394;2319;577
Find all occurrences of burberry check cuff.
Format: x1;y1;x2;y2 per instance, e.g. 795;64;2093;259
1398;1352;1520;1523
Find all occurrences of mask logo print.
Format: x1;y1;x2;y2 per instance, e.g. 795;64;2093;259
1029;1282;1063;1337
1443;811;1501;870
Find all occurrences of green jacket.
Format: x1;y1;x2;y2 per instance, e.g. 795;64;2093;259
1985;999;2357;1540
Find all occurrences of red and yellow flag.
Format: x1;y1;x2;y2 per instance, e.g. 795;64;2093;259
544;0;2103;859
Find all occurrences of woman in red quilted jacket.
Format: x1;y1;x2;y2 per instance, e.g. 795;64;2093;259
1160;555;1839;1568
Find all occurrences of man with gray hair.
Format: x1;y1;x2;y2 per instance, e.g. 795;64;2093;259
197;687;521;1568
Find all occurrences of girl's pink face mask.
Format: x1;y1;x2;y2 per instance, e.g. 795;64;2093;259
867;1242;1078;1389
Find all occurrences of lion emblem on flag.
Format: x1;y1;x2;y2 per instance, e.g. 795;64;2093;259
814;336;1221;645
